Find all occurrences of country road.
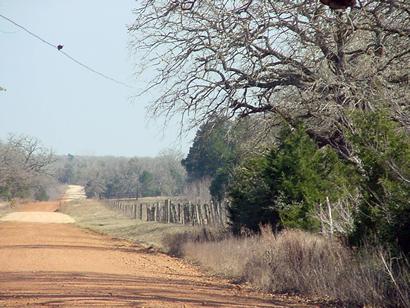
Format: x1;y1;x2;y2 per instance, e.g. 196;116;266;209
0;188;312;307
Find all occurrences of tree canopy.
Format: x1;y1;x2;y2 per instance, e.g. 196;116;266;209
130;0;409;162
0;135;55;200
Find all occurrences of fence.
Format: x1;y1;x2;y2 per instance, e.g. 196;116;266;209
103;198;229;226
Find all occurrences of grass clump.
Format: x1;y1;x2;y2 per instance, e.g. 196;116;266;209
162;226;228;257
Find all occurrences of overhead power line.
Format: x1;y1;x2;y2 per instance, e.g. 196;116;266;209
0;13;133;88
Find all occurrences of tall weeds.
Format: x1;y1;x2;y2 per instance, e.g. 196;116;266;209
179;229;409;307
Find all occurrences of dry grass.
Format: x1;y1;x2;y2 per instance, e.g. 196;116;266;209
162;226;228;256
0;202;11;218
181;228;410;307
60;199;198;251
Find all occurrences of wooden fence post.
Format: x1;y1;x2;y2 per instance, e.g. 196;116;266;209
104;198;229;226
195;204;201;225
139;203;143;220
165;199;170;223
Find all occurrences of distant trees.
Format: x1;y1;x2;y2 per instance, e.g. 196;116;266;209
55;150;186;199
138;170;159;197
155;150;187;196
84;177;105;199
0;135;55;200
57;153;75;184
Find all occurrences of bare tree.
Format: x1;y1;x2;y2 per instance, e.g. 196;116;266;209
129;0;409;160
0;135;55;199
316;194;359;237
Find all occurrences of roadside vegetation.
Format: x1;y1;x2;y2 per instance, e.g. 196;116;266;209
126;1;410;307
181;229;410;307
168;111;410;307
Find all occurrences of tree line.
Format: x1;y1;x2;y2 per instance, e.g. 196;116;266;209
55;150;186;199
0;136;187;202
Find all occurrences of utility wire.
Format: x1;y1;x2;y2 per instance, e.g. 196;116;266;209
0;13;133;89
59;50;133;88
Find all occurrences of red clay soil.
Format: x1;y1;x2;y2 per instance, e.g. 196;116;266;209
15;201;61;212
0;202;316;307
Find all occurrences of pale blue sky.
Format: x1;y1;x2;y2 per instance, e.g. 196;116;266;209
0;0;192;156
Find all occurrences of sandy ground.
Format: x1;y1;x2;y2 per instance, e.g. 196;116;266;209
60;185;86;202
0;189;315;307
0;211;75;223
0;201;74;223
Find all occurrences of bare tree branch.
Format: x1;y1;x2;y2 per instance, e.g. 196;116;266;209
129;0;409;157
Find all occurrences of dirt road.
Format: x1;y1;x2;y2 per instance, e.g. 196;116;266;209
60;185;86;202
0;200;311;307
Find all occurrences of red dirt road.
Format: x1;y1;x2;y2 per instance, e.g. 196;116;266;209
15;201;61;212
0;202;312;307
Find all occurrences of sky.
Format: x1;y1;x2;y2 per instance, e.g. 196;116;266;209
0;0;193;157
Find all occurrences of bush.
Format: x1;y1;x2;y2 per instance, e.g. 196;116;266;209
228;155;279;234
228;114;410;257
228;127;355;234
349;111;410;255
34;186;49;201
